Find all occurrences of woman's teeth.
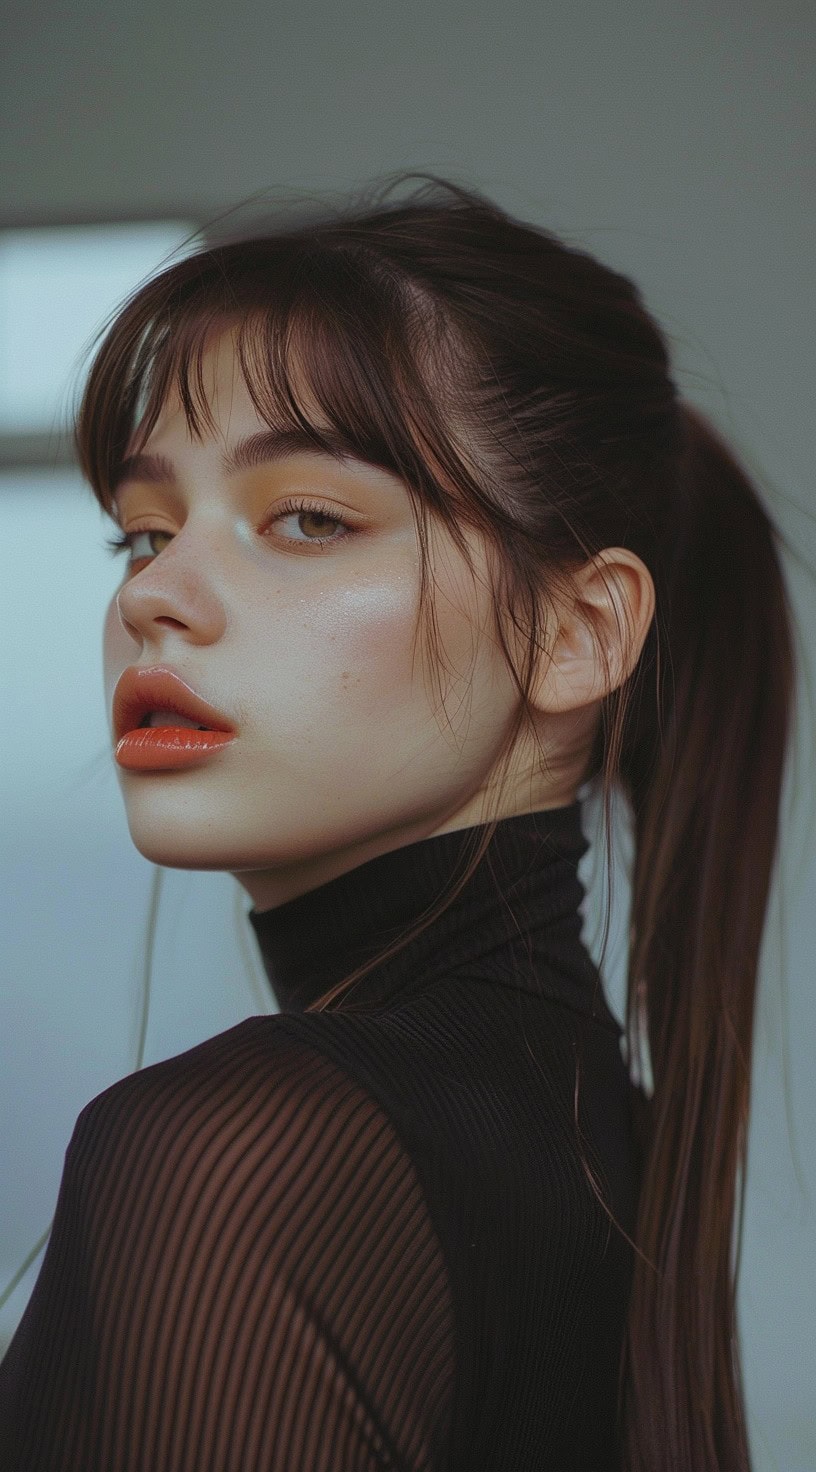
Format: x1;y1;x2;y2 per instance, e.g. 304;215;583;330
144;711;209;730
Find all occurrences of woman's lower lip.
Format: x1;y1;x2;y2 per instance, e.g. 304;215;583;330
115;727;237;771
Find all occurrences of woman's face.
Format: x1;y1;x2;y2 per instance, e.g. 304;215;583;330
103;327;545;909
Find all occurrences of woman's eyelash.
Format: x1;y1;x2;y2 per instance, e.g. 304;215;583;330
265;497;356;544
103;497;355;559
104;530;141;555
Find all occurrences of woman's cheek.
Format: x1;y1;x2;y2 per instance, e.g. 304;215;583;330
314;578;425;701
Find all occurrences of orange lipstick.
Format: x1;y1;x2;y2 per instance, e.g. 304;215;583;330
115;727;236;771
113;665;238;772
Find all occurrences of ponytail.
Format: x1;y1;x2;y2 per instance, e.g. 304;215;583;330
615;403;797;1470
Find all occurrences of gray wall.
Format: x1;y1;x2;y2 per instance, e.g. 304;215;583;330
2;3;815;1468
4;0;814;497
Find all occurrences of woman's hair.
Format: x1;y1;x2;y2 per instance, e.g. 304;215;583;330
5;173;802;1468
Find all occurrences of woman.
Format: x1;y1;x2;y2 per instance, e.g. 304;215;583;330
0;174;796;1470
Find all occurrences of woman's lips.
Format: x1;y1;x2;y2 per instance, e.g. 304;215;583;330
112;666;238;771
115;726;236;772
113;665;236;742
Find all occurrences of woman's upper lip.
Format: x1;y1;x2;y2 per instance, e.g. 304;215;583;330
113;667;236;743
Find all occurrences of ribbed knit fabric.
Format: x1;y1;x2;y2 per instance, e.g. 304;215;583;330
0;800;642;1471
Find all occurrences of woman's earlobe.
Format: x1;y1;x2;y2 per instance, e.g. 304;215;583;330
530;622;611;716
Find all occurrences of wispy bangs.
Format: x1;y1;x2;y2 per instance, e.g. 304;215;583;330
75;236;478;539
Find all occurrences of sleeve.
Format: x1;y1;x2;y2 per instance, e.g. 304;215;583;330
0;1019;455;1472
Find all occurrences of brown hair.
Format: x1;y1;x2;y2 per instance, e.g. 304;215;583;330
10;173;802;1468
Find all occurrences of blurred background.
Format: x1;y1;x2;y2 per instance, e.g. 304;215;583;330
1;2;815;1466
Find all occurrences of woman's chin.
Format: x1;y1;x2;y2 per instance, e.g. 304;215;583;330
124;821;239;873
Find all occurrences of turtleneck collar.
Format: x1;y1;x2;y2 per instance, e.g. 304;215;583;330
247;799;621;1035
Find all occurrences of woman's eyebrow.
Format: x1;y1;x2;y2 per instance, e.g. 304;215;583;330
112;427;367;491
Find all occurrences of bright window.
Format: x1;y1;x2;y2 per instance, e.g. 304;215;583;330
0;222;199;436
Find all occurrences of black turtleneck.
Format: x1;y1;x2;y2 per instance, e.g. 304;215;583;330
0;801;641;1472
247;800;622;1033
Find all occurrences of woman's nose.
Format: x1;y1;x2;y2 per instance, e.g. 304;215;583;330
114;551;226;647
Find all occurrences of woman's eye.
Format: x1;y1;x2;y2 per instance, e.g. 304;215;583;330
104;498;355;567
104;528;172;563
270;500;351;547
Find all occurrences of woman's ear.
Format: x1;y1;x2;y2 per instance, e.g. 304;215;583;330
530;548;656;716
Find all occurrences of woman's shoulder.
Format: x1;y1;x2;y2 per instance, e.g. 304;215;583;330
64;1009;468;1244
70;1012;395;1163
72;1002;448;1152
62;1013;446;1298
6;1014;456;1469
